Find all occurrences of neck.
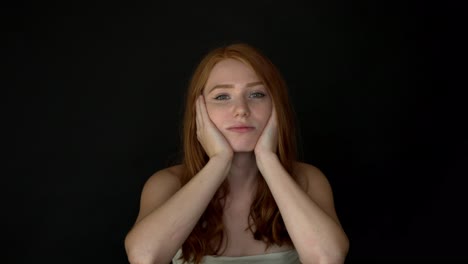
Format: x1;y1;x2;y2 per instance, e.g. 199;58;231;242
226;152;259;196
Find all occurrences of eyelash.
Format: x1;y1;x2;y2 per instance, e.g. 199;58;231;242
214;94;230;100
214;92;266;100
250;92;265;98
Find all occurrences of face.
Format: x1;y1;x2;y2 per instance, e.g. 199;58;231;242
203;58;273;152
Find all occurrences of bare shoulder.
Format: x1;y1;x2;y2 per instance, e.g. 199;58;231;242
292;161;329;192
292;161;341;223
135;164;185;223
144;164;184;190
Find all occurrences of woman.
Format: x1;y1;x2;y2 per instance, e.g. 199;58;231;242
124;43;349;264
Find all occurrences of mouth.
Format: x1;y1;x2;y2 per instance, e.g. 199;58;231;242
227;126;255;133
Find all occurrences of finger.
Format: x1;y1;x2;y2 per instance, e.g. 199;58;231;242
268;106;277;126
271;107;279;140
196;96;203;134
195;96;200;125
264;107;274;130
199;95;211;124
271;106;277;125
264;107;278;139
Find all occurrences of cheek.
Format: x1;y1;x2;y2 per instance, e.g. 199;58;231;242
252;103;272;127
206;105;225;128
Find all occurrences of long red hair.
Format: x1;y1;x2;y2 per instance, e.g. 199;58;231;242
179;43;298;264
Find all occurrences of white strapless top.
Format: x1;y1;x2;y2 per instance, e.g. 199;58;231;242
172;249;300;264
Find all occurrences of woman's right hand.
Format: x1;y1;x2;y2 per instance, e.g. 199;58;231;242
196;95;233;159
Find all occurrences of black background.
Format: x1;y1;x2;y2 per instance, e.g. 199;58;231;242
6;0;467;263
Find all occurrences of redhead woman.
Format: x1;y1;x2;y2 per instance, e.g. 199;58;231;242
124;43;349;264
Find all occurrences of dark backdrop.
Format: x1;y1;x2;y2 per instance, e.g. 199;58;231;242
6;0;466;263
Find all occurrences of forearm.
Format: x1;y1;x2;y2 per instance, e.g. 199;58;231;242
125;154;232;264
257;154;348;263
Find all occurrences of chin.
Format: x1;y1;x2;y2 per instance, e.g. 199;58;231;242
232;147;255;153
229;141;257;153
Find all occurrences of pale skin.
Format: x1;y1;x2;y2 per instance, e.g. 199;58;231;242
124;59;349;264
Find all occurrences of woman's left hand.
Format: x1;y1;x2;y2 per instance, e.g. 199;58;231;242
254;107;278;157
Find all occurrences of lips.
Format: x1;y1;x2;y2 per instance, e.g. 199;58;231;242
227;125;255;133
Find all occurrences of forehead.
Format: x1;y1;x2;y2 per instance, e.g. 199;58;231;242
205;59;260;87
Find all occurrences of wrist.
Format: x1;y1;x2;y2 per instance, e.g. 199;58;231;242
211;151;233;163
255;150;276;160
255;151;278;172
207;152;233;178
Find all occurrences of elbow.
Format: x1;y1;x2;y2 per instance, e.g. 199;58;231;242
125;247;157;264
336;232;350;263
328;239;350;264
302;236;350;264
125;251;152;264
125;233;158;264
323;230;350;264
301;254;346;264
302;252;348;264
321;250;348;264
323;234;349;264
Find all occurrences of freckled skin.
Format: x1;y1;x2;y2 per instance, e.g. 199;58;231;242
203;59;272;152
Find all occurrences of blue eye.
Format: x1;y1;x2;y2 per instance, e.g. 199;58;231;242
214;94;230;100
250;92;265;98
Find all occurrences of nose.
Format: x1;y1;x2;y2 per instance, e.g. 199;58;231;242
233;98;250;118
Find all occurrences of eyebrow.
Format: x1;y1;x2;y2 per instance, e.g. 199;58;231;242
207;81;264;93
